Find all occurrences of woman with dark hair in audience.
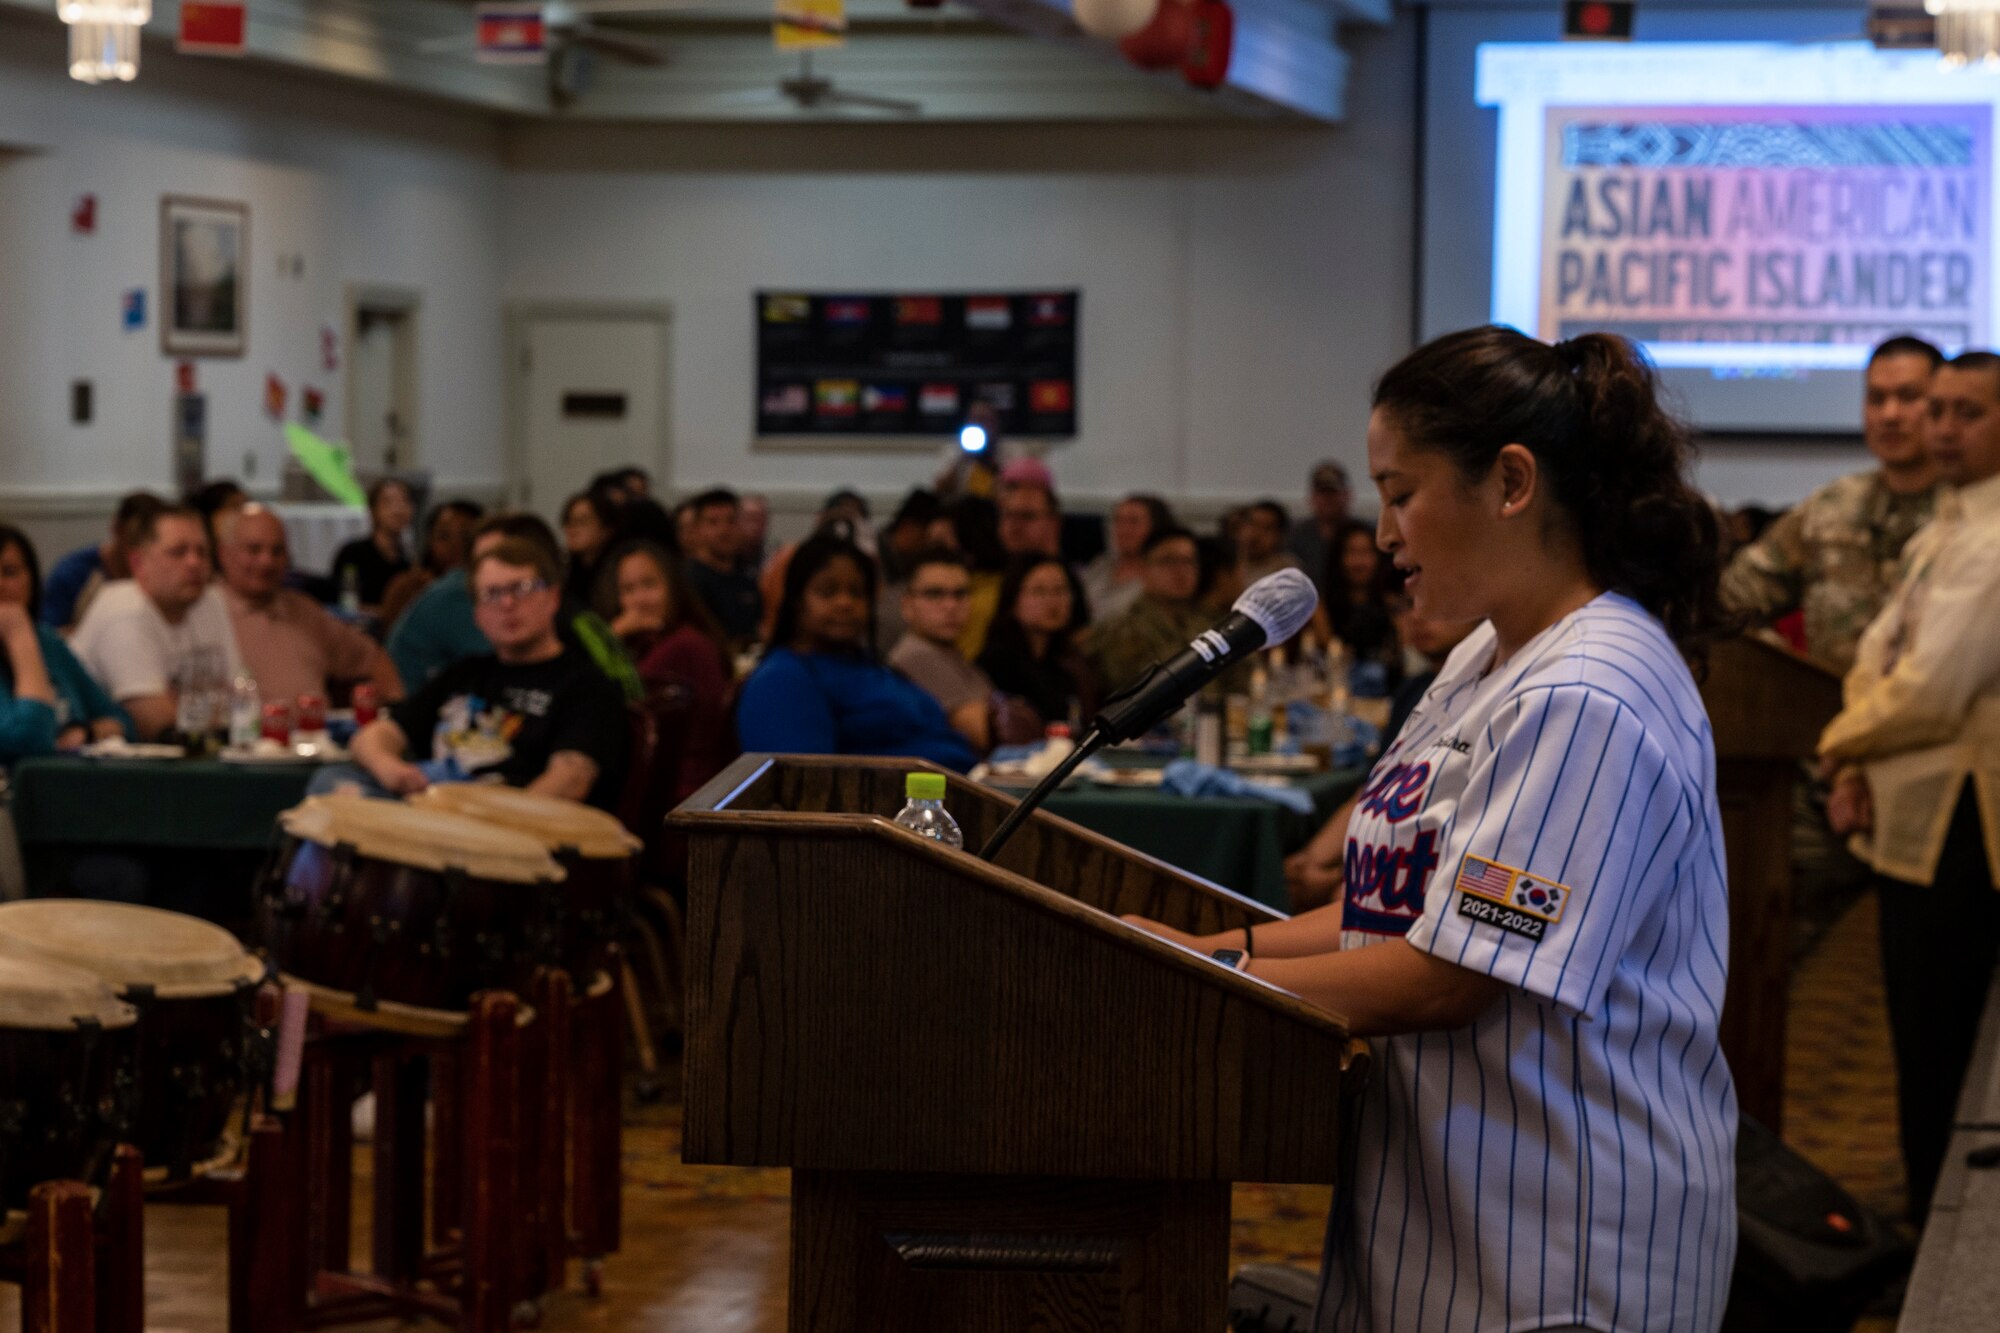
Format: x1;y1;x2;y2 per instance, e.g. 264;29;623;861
332;477;415;614
736;533;975;771
1082;493;1173;625
560;489;620;608
0;525;126;762
977;554;1099;731
380;500;484;629
611;497;681;556
596;539;734;802
1324;516;1406;690
927;494;1009;659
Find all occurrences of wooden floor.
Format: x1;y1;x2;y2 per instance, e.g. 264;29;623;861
0;892;1908;1329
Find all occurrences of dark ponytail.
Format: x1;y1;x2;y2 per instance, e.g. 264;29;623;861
1372;325;1731;669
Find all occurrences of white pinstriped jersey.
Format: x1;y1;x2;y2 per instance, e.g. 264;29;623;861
1315;592;1737;1333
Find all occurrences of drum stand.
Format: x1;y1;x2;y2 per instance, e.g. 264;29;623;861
0;1145;146;1333
264;988;528;1333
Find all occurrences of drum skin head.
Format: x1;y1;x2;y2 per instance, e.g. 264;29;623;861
414;783;641;859
280;792;565;885
0;900;263;999
0;953;138;1031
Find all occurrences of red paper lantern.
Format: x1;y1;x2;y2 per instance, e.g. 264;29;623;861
1181;0;1234;89
1119;0;1194;70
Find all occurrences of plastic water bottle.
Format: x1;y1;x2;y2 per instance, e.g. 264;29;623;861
892;772;962;849
228;673;262;749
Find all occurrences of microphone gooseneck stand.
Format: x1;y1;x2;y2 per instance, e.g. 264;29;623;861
975;721;1110;862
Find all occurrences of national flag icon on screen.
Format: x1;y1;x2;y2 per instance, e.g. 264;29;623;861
824;298;871;326
1028;379;1073;413
762;294;810;323
1027;294;1070;326
762;383;809;416
975;382;1016;412
815;379;859;416
965;296;1012;331
894;297;941;326
919;383;960;416
861;384;909;413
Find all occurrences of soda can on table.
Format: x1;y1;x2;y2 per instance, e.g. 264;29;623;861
351;683;380;727
296;693;327;734
262;701;294;745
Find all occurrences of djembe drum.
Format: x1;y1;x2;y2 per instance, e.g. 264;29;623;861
0;955;138;1209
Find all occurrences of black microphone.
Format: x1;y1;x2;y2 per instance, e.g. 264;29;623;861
975;568;1320;862
1091;567;1321;743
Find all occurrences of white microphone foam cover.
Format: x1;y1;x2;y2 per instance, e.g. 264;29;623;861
1233;567;1320;645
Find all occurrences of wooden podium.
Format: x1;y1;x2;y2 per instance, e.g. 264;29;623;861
1699;635;1844;1131
670;755;1367;1333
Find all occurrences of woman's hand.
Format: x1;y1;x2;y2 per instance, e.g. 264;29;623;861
55;725;88;752
611;608;664;638
377;761;430;796
1120;914;1233;954
0;603;35;645
1827;770;1873;836
89;717;124;742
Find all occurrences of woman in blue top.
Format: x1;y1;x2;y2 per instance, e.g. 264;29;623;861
738;531;976;772
0;525;127;763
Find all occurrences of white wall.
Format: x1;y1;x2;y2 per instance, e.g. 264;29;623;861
0;14;507;558
500;17;1420;513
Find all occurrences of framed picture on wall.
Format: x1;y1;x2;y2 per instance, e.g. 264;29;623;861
161;195;247;357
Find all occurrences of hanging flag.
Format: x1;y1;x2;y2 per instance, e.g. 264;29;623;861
178;2;247;56
776;0;847;50
918;383;961;416
815;379;860;417
895;296;942;326
762;294;811;323
121;288;147;331
1028;294;1072;326
476;4;548;63
1029;380;1074;414
862;384;910;413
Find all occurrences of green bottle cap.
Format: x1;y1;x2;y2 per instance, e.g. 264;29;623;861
906;772;947;801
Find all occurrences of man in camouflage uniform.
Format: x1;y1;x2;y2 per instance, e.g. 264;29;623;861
1723;336;1943;671
1722;335;1944;919
1091;525;1252;697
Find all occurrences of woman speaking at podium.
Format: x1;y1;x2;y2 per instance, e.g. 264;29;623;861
1131;327;1738;1333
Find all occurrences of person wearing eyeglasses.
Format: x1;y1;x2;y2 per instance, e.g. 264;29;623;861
886;547;1039;754
349;536;629;808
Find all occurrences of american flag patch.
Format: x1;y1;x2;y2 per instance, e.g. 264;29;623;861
1455;854;1572;925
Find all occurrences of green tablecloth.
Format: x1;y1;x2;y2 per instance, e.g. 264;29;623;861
12;756;317;853
1044;767;1363;912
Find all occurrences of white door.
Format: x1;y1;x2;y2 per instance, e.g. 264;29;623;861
517;314;668;518
348;299;418;472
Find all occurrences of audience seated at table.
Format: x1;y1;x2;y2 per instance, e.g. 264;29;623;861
42;490;167;633
736;492;770;575
608;496;681;556
1081;493;1172;627
886;547;1038;755
1091;525;1250;697
683;488;764;646
736;532;976;771
1324;517;1405;690
1211;498;1304;608
996;470;1064;562
0;525;127;762
590;464;651;505
347;536;631;808
72;505;242;742
215;505;404;707
976;554;1098;733
927;494;1007;660
379;500;484;629
187;478;247;548
330;478;414;616
561;486;620;607
596;539;735;803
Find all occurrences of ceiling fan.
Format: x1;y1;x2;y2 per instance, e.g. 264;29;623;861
714;50;923;115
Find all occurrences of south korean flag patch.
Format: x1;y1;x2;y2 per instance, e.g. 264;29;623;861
1453;854;1573;942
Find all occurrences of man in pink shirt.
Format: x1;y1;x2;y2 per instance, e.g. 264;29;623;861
216;505;403;705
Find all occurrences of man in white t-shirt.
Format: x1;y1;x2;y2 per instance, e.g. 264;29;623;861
72;505;242;740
